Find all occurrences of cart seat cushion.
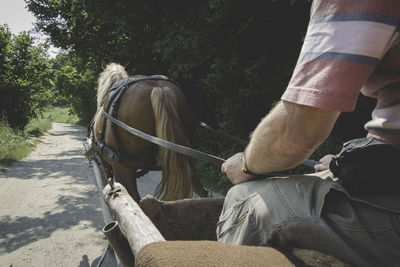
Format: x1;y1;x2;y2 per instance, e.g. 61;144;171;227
135;241;297;266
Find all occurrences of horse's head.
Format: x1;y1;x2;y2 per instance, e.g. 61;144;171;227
97;62;129;108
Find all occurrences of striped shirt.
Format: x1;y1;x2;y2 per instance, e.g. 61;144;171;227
282;0;400;149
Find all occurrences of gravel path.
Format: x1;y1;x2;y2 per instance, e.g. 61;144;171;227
0;123;164;267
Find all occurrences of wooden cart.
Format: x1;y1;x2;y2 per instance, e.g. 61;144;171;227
87;155;348;267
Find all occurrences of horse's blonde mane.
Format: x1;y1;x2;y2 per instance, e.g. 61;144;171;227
97;63;129;108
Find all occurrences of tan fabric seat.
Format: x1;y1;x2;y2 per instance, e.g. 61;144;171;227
135;240;348;267
136;241;295;267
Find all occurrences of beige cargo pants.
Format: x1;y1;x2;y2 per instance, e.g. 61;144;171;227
217;170;400;267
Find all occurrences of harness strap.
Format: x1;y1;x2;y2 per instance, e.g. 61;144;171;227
99;75;175;144
101;107;226;166
89;76;178;177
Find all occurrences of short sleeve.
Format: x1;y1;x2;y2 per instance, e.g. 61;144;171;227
281;0;400;111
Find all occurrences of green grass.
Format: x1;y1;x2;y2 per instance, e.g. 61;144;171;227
0;122;34;169
24;106;80;137
0;106;80;171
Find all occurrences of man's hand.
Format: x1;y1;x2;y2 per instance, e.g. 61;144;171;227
314;154;335;172
221;152;255;185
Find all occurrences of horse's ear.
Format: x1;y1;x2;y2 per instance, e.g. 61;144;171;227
101;60;107;70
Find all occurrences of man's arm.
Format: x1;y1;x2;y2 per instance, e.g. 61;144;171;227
221;100;340;185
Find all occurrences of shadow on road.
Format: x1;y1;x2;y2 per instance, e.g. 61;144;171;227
0;123;105;257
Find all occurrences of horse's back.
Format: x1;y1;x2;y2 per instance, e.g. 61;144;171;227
117;81;156;155
104;78;192;162
93;64;203;200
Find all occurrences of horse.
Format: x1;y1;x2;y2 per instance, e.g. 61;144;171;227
92;62;208;202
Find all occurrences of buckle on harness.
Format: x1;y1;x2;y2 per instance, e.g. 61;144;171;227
96;142;120;163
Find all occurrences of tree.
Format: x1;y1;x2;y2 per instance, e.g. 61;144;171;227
26;0;312;133
0;26;11;78
53;53;97;123
0;25;53;129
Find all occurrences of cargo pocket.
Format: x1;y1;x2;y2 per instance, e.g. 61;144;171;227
216;195;252;242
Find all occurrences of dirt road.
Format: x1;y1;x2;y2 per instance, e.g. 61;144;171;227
0;122;223;267
0;123;160;267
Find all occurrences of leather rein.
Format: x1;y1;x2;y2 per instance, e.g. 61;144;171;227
100;106;225;165
85;76;318;180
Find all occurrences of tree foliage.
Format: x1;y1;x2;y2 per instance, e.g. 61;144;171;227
26;0;312;140
0;25;53;129
52;54;97;122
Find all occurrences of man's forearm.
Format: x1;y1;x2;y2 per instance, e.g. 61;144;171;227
244;101;339;174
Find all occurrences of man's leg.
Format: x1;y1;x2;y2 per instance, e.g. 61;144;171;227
217;172;400;267
217;174;332;246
